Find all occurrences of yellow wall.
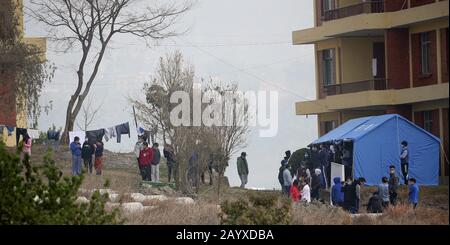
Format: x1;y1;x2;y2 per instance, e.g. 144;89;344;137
341;37;375;83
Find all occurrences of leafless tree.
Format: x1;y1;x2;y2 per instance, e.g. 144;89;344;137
131;51;250;197
26;0;193;142
76;95;104;131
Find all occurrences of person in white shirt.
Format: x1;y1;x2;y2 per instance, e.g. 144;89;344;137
300;178;311;203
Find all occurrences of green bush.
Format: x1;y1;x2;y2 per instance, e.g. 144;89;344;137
219;192;291;225
0;141;120;224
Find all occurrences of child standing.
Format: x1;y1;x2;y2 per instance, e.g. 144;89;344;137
408;178;419;209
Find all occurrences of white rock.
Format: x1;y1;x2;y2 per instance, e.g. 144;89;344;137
105;202;120;210
109;193;119;203
130;193;146;202
143;206;158;211
145;195;168;202
76;196;90;204
175;197;195;205
121;202;144;214
130;193;168;202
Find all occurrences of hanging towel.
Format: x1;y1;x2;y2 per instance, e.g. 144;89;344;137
104;127;117;142
86;129;105;144
6;126;15;136
27;129;40;140
69;131;86;146
47;130;60;141
103;128;110;142
115;122;130;143
16;128;27;146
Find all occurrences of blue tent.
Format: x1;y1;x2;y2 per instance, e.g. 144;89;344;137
311;114;440;186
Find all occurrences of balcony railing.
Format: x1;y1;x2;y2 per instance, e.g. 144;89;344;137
324;78;387;96
323;1;385;22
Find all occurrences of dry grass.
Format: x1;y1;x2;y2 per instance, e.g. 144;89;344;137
124;200;220;225
18;144;449;225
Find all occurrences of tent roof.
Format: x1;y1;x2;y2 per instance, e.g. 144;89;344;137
311;114;440;145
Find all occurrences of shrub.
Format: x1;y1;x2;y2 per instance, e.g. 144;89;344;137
0;141;120;224
219;192;291;225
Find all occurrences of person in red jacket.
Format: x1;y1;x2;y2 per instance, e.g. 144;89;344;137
139;142;153;181
290;179;301;203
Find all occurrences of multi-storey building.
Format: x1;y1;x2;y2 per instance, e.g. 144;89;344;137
293;0;449;182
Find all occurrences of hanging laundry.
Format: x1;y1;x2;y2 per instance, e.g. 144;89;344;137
6;126;15;136
86;129;105;144
103;128;110;142
27;129;40;140
115;122;130;143
104;127;117;142
47;130;60;141
16;128;27;146
69;131;86;146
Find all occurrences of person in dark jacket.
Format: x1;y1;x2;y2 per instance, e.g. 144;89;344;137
318;144;329;188
81;138;95;174
331;177;344;206
342;177;359;213
367;191;383;214
151;143;161;182
311;169;322;201
94;140;104;175
278;161;286;191
163;143;175;182
388;165;399;206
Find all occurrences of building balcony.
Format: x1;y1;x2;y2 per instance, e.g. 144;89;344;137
296;83;449;115
292;0;449;44
323;1;385;22
324;78;387;96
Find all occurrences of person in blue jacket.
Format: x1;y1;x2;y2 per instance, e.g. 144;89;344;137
70;136;82;176
331;177;344;206
408;178;419;209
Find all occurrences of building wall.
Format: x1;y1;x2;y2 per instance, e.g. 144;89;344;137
340;110;385;123
411;30;438;87
410;0;436;8
441;28;449;83
442;108;449;176
385;0;408;12
386;105;413;121
340;37;377;83
386;28;410;89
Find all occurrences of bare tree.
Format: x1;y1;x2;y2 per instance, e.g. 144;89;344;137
26;0;193;142
76;95;103;131
131;51;250;197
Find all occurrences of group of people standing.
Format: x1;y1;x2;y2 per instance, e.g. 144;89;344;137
133;136;176;183
70;137;104;176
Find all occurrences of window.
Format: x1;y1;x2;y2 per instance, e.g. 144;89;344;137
322;49;335;86
420;32;431;75
322;0;334;12
423;111;432;133
324;121;336;134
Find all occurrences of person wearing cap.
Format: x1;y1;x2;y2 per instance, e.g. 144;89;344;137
311;168;322;200
237;152;249;188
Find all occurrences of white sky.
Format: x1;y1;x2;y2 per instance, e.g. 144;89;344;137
24;0;318;189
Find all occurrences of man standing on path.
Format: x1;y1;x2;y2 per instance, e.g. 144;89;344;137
134;136;145;176
139;142;153;181
282;160;293;197
151;143;161;182
237;152;249;188
70;137;82;176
